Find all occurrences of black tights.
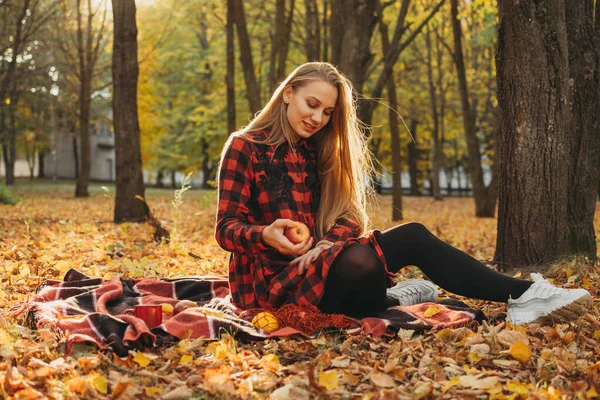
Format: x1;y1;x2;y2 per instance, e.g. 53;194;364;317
318;222;533;316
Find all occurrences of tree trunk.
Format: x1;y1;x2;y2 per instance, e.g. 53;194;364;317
495;0;599;270
72;137;79;180
304;0;321;61
329;0;378;96
408;119;419;196
4;88;17;186
425;26;442;200
226;0;236;134
112;0;147;223
564;0;600;258
75;82;91;197
156;170;164;188
171;171;176;189
322;0;328;60
450;0;495;217
378;6;402;220
38;151;45;178
234;0;261;115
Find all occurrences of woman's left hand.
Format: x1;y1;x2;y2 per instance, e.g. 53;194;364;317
290;241;334;275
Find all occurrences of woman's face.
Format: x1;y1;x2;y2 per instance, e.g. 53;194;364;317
284;80;338;141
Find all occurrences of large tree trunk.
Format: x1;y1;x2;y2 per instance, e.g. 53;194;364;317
112;0;147;222
495;0;599;270
234;0;261;115
226;0;236;134
564;0;600;257
450;0;496;217
329;0;378;95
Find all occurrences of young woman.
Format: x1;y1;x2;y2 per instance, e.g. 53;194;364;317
215;62;591;323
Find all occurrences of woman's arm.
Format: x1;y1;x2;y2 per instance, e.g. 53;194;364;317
215;136;270;254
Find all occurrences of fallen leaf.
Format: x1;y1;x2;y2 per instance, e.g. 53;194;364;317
509;341;532;363
506;380;531;396
180;354;193;364
319;369;338;391
90;373;107;394
458;375;500;390
271;383;310;400
145;387;162;396
132;352;151;368
423;305;440;317
370;372;395;388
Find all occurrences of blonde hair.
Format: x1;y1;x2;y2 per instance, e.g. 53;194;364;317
225;62;376;240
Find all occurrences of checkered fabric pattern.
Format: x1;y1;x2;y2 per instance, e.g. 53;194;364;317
215;130;394;310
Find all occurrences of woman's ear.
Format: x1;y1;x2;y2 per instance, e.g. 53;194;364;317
283;87;292;104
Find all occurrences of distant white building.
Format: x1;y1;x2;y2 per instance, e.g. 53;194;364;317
0;120;115;181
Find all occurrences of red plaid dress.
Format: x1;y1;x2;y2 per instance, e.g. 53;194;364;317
215;130;394;310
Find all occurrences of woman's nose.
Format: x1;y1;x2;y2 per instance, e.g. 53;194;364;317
311;111;322;124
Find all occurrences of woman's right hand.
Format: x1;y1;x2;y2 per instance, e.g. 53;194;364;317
262;219;314;256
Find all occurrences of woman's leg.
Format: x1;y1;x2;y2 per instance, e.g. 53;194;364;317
376;222;532;302
318;244;396;317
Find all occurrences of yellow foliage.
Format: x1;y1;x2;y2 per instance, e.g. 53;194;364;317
509;342;532;363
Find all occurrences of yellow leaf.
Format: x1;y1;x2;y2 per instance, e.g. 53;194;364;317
145;387;162;396
565;269;574;278
437;328;451;339
205;341;219;354
587;386;599;398
161;303;174;313
468;351;483;363
180;355;193;364
506;380;531;396
260;353;280;364
593;330;600;340
442;376;460;392
423;305;440;317
90;373;107;394
319;370;338;391
509;341;532;363
132;352;151;368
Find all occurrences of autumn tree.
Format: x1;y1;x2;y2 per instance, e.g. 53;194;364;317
449;0;498;217
0;0;58;185
111;0;146;222
494;0;600;270
54;0;111;197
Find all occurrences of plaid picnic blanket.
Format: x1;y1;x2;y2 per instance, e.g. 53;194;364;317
14;269;485;356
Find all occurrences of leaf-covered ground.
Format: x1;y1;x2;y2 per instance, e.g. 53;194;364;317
1;182;599;399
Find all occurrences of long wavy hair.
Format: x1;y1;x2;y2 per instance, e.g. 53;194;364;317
223;62;376;240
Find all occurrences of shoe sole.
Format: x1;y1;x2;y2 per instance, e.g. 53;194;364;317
532;293;593;325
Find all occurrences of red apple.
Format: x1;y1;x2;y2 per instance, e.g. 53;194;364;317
284;222;311;244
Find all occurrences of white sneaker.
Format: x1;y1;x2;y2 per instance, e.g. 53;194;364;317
386;279;439;306
507;273;592;325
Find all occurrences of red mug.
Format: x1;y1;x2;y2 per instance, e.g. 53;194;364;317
125;305;163;328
